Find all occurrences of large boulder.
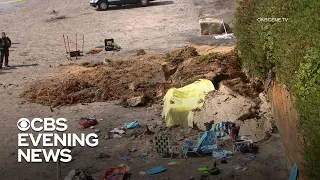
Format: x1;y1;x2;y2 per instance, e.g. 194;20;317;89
193;90;256;131
238;118;273;142
199;18;230;35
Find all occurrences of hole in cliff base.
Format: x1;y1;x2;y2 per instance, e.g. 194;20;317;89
212;73;231;90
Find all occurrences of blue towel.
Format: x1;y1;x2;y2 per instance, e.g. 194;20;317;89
147;166;167;175
124;120;140;129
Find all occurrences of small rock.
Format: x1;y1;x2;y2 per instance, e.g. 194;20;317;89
113;134;121;139
104;134;110;140
175;134;185;141
156;89;165;98
145;126;155;135
149;125;155;131
90;126;95;129
128;82;139;91
131;135;136;140
136;49;146;56
127;95;147;107
104;58;113;65
94;129;100;133
156;120;164;126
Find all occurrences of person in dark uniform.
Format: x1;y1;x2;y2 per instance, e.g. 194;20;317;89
0;32;12;68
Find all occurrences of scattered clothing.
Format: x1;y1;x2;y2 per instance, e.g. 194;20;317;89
142;153;148;158
212;150;233;159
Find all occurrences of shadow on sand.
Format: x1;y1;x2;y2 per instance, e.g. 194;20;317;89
0;70;11;75
5;63;39;70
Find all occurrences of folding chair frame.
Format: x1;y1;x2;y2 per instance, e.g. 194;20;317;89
233;140;253;152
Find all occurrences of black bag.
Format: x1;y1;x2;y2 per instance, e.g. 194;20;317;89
104;38;114;51
240;144;250;153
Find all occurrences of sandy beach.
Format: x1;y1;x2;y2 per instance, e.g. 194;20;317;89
0;0;289;179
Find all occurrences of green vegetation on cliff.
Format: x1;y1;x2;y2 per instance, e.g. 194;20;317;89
234;0;320;179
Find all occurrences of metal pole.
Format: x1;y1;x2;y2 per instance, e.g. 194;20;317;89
67;36;71;60
222;19;227;34
63;35;68;54
75;33;78;59
82;34;84;55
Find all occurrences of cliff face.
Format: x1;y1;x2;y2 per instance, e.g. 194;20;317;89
268;82;306;179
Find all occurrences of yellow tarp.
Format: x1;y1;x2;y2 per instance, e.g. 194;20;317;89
162;79;215;127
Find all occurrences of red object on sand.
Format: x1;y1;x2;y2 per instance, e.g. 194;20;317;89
79;119;98;128
101;167;126;180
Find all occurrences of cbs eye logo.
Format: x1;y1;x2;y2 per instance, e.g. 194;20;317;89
17;118;68;132
17;118;30;131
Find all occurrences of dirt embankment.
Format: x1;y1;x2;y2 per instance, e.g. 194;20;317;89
23;46;257;108
22;55;164;107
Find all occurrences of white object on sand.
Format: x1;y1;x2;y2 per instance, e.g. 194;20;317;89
110;128;125;134
214;33;235;39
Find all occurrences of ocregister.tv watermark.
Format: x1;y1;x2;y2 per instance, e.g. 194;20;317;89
257;17;289;23
17;118;99;163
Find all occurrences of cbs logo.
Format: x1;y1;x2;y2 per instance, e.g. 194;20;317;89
17;118;68;132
